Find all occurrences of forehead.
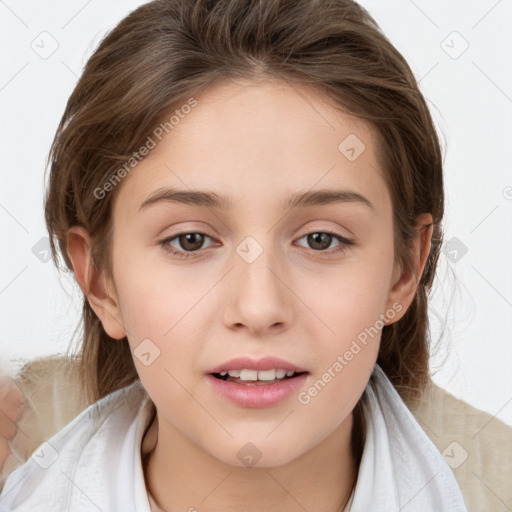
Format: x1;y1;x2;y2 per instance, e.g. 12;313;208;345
112;78;390;217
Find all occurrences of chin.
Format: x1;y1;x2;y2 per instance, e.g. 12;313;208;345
210;438;307;469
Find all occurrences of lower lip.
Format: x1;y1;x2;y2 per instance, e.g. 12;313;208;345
205;373;309;408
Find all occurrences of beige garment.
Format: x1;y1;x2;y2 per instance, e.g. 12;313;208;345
404;381;512;512
0;356;89;489
1;356;511;512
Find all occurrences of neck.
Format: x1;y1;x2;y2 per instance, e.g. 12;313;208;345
143;406;363;512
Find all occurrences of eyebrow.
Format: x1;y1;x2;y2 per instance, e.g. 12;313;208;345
138;186;374;212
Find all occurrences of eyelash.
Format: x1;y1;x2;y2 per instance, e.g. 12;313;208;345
158;230;354;259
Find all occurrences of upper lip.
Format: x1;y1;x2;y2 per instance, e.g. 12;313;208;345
207;356;308;374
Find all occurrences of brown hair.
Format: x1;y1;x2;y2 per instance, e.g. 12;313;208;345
44;0;445;469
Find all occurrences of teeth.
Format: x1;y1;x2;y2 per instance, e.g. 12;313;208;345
240;369;258;381
223;369;297;381
257;370;278;381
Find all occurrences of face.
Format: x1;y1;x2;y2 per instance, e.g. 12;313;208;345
99;78;407;467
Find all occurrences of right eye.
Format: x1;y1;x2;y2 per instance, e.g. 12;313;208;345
158;232;218;259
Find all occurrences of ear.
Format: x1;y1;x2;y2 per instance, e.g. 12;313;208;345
384;213;433;324
66;226;127;340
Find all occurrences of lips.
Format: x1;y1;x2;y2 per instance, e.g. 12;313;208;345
206;356;308;374
205;372;309;408
205;356;310;407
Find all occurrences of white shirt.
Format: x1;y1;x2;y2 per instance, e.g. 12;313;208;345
0;363;468;511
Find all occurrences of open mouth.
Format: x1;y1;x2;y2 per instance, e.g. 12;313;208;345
211;369;308;385
206;367;310;407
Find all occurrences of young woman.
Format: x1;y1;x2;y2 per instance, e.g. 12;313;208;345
0;0;469;510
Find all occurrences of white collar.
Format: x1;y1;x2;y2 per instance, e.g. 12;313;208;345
348;363;468;511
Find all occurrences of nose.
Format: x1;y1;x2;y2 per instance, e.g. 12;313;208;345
222;242;293;336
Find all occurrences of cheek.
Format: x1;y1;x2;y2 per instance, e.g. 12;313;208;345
297;273;386;431
111;249;212;389
299;244;394;403
113;247;200;339
114;263;203;419
306;247;395;337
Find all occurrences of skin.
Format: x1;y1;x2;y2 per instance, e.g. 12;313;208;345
67;78;433;512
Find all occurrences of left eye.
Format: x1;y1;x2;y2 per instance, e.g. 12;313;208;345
295;231;352;252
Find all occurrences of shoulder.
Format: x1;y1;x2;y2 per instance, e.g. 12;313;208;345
0;379;150;512
406;382;512;511
0;356;90;488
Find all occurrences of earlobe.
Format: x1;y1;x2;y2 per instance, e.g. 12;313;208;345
384;213;433;324
66;226;127;340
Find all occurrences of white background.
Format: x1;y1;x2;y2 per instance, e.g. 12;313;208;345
0;0;511;427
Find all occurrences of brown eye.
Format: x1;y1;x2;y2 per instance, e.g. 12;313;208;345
296;231;353;253
306;232;334;251
177;233;206;251
159;232;216;258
